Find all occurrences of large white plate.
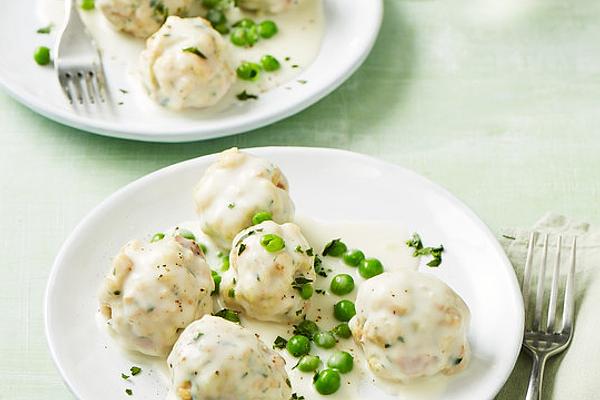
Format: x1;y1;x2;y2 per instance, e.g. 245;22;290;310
0;1;382;142
45;147;524;399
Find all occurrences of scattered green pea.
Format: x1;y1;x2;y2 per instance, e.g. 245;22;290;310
343;249;365;267
206;9;226;27
258;20;278;38
299;284;313;300
80;0;95;10
313;331;336;349
331;323;352;339
150;232;165;243
327;351;354;374
314;369;341;395
34;46;51;66
261;55;281;72
296;355;320;372
330;274;355;296
230;27;248;47
323;239;347;257
245;25;259;46
233;18;256;29
294;319;319;338
236;61;261;81
333;300;356;322
260;233;285;252
178;229;196;241
359;258;384;279
252;211;272;225
286;335;311;357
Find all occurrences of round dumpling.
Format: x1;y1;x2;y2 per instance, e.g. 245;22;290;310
140;16;235;110
221;221;315;322
193;148;295;247
167;315;291;400
349;270;470;382
237;0;297;13
98;236;214;357
98;0;193;38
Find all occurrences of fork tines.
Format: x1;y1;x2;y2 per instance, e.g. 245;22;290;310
521;232;576;335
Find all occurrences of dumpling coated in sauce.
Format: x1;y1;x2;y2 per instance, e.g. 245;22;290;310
349;270;471;382
221;221;315;323
98;0;194;38
167;315;292;400
193;148;295;247
98;236;214;357
140;16;235;110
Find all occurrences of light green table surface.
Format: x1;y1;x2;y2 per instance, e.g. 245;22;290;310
2;0;599;399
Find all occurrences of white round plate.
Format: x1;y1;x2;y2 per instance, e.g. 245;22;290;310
0;1;382;142
45;147;524;399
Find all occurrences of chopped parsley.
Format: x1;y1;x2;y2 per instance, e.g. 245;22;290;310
502;234;516;240
293;319;319;338
297;80;307;84
214;308;240;323
238;243;246;256
37;25;53;34
314;256;329;277
295;245;304;253
121;373;129;380
273;336;288;349
193;332;204;340
236;90;259;101
182;47;207;59
125;388;133;396
228;202;235;209
130;366;142;376
291;394;306;400
228;288;236;298
292;276;313;290
406;233;444;267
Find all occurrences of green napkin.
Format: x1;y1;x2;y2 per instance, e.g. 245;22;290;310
496;214;599;400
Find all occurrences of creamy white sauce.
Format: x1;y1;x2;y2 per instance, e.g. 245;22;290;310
99;216;465;399
36;0;324;113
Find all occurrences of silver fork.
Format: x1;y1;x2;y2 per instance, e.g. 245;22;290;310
55;0;107;105
521;232;576;400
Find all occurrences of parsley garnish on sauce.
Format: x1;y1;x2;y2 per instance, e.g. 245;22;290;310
125;388;133;395
236;90;259;101
183;47;207;59
37;25;52;34
406;233;444;267
273;336;288;349
130;366;142;376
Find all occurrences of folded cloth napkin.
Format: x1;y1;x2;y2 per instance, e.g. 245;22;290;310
496;214;600;400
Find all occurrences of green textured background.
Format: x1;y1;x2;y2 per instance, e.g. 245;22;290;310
1;0;599;398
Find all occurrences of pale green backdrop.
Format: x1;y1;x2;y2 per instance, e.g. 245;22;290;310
1;0;599;399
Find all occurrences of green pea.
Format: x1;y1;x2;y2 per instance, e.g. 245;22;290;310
295;319;319;338
286;335;310;357
359;258;384;279
314;369;341;395
296;355;320;372
34;46;51;66
327;351;354;374
206;9;226;26
230;28;248;46
260;233;285;252
80;0;95;10
252;211;272;225
236;61;261;81
211;270;221;295
331;323;352;339
330;274;355;296
333;300;356;322
313;331;336;349
178;229;196;241
258;20;278;38
260;55;281;72
343;249;365;267
245;25;259;46
323;239;347;257
233;18;256;29
299;284;313;300
150;232;165;243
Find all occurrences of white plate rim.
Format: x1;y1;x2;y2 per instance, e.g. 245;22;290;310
44;146;524;399
0;2;383;143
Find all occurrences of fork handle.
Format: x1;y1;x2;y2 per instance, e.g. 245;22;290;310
526;352;547;400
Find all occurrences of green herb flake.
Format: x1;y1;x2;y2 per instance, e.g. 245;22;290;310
183;47;207;59
214;308;241;323
228;202;235;209
273;335;288;349
37;25;53;34
125;388;133;396
292;276;313;291
406;233;444;268
502;234;516;240
194;332;204;340
130;366;142;376
238;243;246;256
121;373;129;380
236;90;259;101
